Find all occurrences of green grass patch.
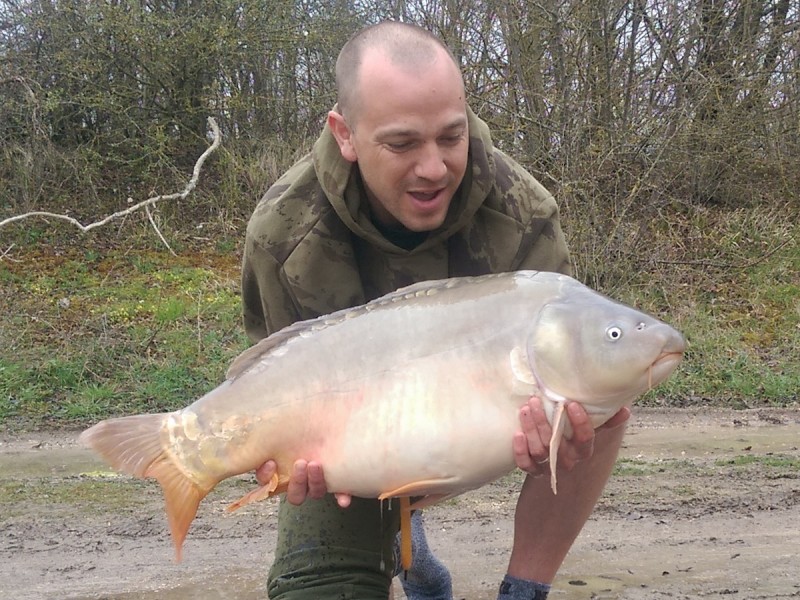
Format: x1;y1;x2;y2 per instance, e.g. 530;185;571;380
672;484;697;497
612;457;700;477
613;458;653;477
715;454;800;469
1;247;248;428
1;202;798;429
0;476;152;508
607;205;799;408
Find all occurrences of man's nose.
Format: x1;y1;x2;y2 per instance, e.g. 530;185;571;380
413;143;448;181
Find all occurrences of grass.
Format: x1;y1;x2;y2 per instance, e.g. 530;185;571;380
611;453;799;498
715;454;800;469
602;203;800;408
0;245;248;428
0;476;152;508
612;458;652;477
0;202;798;429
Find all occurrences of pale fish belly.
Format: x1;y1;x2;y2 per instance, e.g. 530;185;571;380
320;347;525;498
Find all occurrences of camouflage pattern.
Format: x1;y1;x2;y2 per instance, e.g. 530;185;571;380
242;107;571;342
241;107;572;599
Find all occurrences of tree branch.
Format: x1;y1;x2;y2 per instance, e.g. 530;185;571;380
0;117;221;237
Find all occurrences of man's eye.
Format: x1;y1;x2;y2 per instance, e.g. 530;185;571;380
440;136;463;146
386;142;413;152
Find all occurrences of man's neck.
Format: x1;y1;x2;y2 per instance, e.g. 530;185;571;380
372;218;428;251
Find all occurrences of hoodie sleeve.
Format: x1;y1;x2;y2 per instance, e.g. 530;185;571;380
515;188;573;277
241;232;301;343
240;147;365;342
484;147;572;276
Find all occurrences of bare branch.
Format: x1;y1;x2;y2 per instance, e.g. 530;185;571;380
0;76;39;104
145;204;176;256
1;243;17;261
0;117;222;234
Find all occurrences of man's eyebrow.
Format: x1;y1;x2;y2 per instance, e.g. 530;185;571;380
376;118;468;139
441;117;468;131
376;127;418;139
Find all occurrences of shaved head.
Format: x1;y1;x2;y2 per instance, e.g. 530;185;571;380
335;21;464;124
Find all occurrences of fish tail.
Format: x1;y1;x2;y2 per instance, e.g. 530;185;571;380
80;414;211;562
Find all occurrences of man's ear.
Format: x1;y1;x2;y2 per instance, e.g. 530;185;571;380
327;111;357;163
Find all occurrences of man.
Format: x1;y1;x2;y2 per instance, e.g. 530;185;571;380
241;21;629;600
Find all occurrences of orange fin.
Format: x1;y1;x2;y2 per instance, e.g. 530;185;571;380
400;496;413;571
227;473;285;512
80;413;172;478
549;403;568;495
145;456;209;561
80;413;212;562
378;478;455;500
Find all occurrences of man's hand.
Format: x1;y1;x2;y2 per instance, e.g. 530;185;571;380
512;397;631;476
255;459;352;507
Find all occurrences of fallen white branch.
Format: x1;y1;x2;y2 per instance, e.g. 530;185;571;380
145;204;176;256
0;117;221;236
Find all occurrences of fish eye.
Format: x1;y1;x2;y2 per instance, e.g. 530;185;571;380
606;326;623;341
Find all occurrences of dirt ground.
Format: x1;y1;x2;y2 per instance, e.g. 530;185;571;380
1;407;799;600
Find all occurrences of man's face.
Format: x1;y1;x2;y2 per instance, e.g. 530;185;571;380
329;48;469;233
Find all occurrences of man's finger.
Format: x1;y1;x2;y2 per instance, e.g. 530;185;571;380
513;430;547;476
566;402;594;444
528;397;553;442
335;493;352;508
255;460;277;487
561;402;595;467
285;459;309;505
520;401;548;459
306;461;327;499
513;431;534;472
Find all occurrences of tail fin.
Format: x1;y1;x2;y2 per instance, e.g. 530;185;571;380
80;414;211;561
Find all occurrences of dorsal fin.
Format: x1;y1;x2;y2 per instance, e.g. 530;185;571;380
227;272;524;380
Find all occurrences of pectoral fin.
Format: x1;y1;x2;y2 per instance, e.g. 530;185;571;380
549;402;568;495
227;472;285;512
378;478;455;500
510;347;538;395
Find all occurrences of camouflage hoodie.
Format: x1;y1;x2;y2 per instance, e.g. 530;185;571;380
242;107;571;341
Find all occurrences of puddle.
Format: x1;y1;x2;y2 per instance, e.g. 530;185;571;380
4;418;798;481
622;423;800;458
0;446;103;479
64;571;266;600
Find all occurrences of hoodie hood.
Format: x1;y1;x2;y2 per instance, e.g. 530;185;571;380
312;106;497;255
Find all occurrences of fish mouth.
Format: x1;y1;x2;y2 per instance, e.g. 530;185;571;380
653;351;683;367
647;351;684;389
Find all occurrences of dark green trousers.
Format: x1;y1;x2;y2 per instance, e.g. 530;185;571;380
267;495;402;599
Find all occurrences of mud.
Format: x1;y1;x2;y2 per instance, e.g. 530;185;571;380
1;408;799;599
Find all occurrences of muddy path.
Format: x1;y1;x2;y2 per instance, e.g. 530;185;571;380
1;408;799;599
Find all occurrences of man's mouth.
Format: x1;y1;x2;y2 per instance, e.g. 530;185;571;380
409;190;441;202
